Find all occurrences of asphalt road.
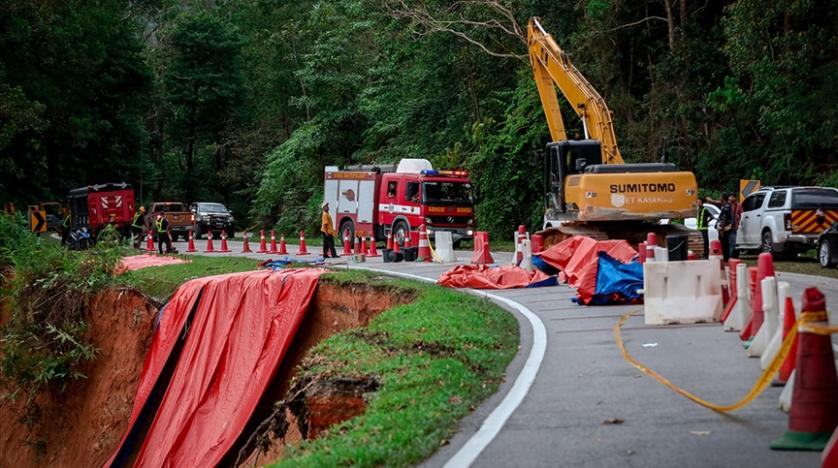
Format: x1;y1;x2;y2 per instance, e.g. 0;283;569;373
177;239;831;467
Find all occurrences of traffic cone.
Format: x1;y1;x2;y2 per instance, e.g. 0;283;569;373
385;231;393;251
532;233;544;254
257;229;268;253
762;281;791;369
205;230;215;253
709;239;723;257
146;230;155;252
724;262;751;331
360;232;369;256
471;231;494;265
822;429;838;467
515;225;527;266
219;230;231;252
278;234;288;255
417;224;431;262
393;232;401;253
771;288;838;451
741;254;775;345
721;259;742;322
186;229;197;253
353;234;360;255
269;230;279;254
342;229;352;256
748;276;778;357
368;233;380;257
297;230;309;255
773;296;798;387
241;231;252;253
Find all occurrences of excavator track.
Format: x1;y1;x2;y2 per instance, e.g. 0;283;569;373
537;221;705;258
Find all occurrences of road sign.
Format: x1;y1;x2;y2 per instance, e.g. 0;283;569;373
29;209;47;233
739;179;760;202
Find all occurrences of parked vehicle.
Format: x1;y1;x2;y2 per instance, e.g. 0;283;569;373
190;202;235;239
67;182;135;240
736;186;838;258
324;159;475;247
683;202;720;243
150;202;192;241
817;222;838;268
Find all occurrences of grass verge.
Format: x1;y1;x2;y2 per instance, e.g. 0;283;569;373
271;269;519;467
739;254;838;279
119;255;262;299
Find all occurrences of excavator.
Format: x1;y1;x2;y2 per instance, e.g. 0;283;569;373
528;17;702;254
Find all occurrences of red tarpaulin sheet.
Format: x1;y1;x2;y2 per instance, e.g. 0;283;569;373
538;236;636;303
106;268;324;467
116;254;189;274
437;264;553;289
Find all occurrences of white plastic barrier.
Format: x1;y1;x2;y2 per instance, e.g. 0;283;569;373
723;263;751;331
519;239;533;272
761;281;790;369
748;276;777;358
642;259;723;325
434;231;457;263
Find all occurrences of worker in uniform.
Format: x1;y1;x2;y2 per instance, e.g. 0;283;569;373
131;206;146;249
320;202;338;258
61;207;71;246
717;194;733;261
696;197;712;258
155;213;172;254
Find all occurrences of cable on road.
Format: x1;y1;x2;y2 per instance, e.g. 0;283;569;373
614;310;829;413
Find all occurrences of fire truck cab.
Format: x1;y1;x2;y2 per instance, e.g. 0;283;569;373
324;159;475;247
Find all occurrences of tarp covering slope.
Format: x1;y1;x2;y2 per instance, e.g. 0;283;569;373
587;252;644;305
107;268;324;467
437;264;556;289
116;254;188;274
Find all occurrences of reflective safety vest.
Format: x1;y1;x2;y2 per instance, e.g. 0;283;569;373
62;215;71;229
155;218;167;233
132;212;144;229
697;206;709;230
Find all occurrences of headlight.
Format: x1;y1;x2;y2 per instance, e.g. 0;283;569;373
466;229;474;236
202;215;210;221
424;217;432;224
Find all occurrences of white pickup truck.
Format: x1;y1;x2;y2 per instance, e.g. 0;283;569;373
736;186;838;258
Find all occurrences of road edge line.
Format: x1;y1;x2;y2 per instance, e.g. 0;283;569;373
350;266;547;468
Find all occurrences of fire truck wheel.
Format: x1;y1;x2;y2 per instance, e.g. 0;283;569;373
339;219;355;244
392;220;408;246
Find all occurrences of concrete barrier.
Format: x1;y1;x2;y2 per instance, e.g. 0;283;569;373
642;259;723;325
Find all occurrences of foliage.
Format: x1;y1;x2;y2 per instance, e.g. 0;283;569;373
0;215;121;400
270;270;518;466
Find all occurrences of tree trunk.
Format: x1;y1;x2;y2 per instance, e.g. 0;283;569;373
663;0;675;50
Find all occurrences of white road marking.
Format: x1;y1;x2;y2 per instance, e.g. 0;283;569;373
351;266;547;468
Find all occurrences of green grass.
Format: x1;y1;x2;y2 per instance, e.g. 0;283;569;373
271;269;519;467
119;255;262;299
739;254;838;279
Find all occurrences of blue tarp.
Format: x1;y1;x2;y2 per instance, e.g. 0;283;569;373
587;251;643;304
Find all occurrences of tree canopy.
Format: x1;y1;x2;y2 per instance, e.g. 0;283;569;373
2;0;836;237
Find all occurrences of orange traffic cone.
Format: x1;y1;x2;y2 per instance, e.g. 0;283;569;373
385;231;393;251
741;254;775;344
393;232;400;254
205;230;215;253
515;225;527;266
278;234;288;255
823;429;838;468
773;296;799;386
297;230;309;255
241;231;252;253
360;232;369;256
342;229;352;256
219;230;231;252
186;229;197;253
417;224;431;262
257;229;268;253
720;259;742;322
146;230;155;252
771;288;838;451
269;230;279;254
353;234;361;255
368;234;380;257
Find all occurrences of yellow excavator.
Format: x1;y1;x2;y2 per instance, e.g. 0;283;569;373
528;17;701;252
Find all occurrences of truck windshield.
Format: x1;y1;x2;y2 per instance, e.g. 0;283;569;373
791;189;838;209
199;203;229;213
422;182;473;205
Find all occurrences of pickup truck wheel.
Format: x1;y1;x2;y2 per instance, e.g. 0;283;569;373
819;241;836;268
760;230;774;254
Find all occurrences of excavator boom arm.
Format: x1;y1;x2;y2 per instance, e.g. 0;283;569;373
527;18;623;165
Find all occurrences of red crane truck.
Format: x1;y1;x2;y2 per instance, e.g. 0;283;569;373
324;159;476;247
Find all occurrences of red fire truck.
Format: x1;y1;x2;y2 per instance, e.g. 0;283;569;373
67;182;136;237
324;159;476;247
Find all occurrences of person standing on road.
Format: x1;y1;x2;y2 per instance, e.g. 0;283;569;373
717;194;733;261
696;197;712;258
61;207;71;246
321;202;338;258
155;213;172;254
728;193;743;259
131;206;146;249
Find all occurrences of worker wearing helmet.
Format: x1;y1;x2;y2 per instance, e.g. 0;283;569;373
132;206;147;249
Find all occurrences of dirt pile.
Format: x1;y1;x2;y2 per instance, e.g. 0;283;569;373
0;288;159;467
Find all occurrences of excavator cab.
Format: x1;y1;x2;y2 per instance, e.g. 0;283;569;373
544;140;602;212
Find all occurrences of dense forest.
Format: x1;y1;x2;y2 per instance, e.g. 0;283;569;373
1;0;836;237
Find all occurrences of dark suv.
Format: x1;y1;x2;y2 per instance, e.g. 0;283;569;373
190;202;235;239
